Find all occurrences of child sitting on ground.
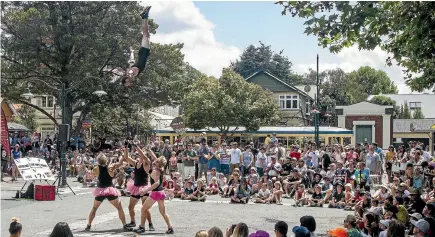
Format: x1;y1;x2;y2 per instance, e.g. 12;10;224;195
255;182;271;204
271;181;284;205
206;177;219;195
293;184;308;207
308;184;324;207
165;180;175;200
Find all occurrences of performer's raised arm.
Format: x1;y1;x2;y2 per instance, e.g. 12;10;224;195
124;6;152;87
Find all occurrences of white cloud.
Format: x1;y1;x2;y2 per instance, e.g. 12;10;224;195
140;1;241;78
294;46;407;83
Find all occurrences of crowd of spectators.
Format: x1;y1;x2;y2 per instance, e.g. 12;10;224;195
5;132;435;236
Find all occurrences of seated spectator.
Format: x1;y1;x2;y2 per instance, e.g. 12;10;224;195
248;230;269;237
342;215;361;237
392;196;409;224
190;179;207;202
49;222;73;237
9;217;22;237
292;226;311;237
226;223;249;237
328;183;346;209
164;180;175;200
321;177;334;203
386;220;405;237
373;185;389;203
196;230;209;237
271;181;284;205
208;227;224;237
379;219;390;237
345;188;363;211
207;167;218;184
283;169;301;198
222;173;240;198
255;182;271;204
308;184;324;207
293;184;308;207
231;178;250;204
217;173;227;193
300;215;317;237
408;188;426;214
355;192;372;217
274;221;288;237
328;227;347;237
361;212;380;237
384;204;399;220
180;180;194;200
410;219;430;237
206;177;219;195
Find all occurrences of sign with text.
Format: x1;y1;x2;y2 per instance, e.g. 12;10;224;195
14;158;55;181
170;117;185;130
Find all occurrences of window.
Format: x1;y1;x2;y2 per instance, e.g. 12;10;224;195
279;95;299;109
40;96;54;108
409;102;422;110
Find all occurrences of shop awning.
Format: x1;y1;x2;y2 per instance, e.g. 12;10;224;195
7;122;30;131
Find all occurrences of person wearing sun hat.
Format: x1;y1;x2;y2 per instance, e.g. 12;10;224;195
411;218;430;236
328;227;347;237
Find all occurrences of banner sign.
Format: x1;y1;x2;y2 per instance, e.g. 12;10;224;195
1;108;11;156
14;158;55;181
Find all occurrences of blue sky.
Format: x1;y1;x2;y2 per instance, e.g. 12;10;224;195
195;1;335;66
146;1;419;93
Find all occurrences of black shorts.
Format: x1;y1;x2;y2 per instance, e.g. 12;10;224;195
131;193;149;199
386;162;392;171
95;196;118;202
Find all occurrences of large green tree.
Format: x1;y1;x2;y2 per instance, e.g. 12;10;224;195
182;68;282;135
12;104;39;132
1;2;193;135
90;104;152;139
230;42;302;84
277;1;435;92
347;66;398;102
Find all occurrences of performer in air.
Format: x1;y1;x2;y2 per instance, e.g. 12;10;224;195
123;6;152;87
134;151;174;234
85;153;132;232
120;144;155;231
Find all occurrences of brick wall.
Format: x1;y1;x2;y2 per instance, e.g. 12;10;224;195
344;115;384;147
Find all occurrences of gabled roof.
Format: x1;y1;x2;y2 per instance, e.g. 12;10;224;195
245;70;313;100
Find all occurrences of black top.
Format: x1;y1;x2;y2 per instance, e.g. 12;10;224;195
134;162;148;186
97;165;113;188
150;170;163;191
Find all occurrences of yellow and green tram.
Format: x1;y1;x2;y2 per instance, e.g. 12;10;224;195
154;126;353;147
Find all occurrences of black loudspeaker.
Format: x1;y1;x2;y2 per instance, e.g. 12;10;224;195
58;124;70;142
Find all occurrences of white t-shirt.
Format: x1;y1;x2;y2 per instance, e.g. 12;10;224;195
422;151;431;162
255;152;268;168
308;151;319;168
258;188;270;198
230;148;242;164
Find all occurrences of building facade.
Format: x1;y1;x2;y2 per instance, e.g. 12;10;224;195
393;119;435;154
336;102;393;149
367;94;435;118
245;71;316;126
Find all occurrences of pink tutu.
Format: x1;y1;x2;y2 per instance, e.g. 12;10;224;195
92;187;120;197
150;190;166;201
127;181;150;196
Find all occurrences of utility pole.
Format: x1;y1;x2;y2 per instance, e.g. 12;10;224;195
315;54;320;146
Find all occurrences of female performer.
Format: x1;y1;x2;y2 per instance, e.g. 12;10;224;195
134;152;174;234
120;145;155;231
123;6;152;87
85;153;132;232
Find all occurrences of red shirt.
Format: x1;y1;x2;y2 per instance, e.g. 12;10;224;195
290;152;301;160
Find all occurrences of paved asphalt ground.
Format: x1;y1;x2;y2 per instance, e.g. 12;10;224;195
1;177;350;237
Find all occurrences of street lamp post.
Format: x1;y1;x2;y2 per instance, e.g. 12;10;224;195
21;80;107;187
